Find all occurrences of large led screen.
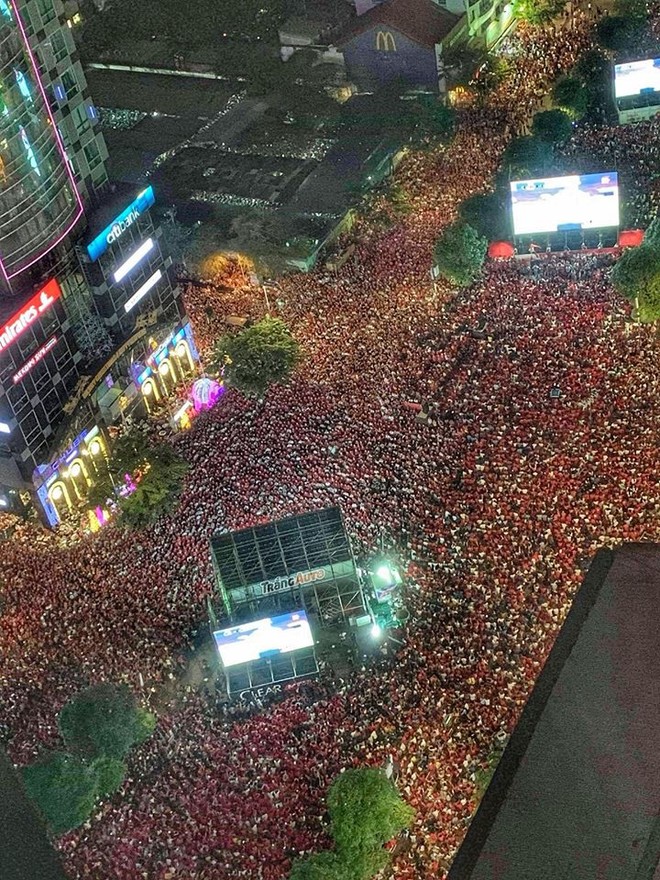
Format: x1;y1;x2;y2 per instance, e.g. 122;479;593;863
614;58;660;99
213;610;314;668
510;173;619;236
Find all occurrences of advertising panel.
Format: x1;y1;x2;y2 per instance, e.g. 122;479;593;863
509;173;619;236
0;278;61;355
86;186;156;261
12;335;57;383
614;58;660;98
213;610;314;668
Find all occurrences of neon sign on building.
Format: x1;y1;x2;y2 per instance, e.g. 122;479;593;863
0;278;61;355
12;335;58;383
87;186;156;261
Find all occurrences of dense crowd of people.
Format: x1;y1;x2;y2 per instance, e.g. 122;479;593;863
0;15;659;880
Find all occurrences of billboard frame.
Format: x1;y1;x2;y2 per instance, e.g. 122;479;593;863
209;507;368;626
509;172;620;238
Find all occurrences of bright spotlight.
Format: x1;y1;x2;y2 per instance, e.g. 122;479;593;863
376;564;392;582
371;623;382;638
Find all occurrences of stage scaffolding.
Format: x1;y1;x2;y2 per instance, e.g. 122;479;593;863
209;507;369;627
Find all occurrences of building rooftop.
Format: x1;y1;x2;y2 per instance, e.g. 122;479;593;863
448;543;660;880
337;0;460;49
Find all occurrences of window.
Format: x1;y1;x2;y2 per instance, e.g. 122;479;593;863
20;6;34;35
61;69;79;99
51;30;69;64
72;104;90;136
376;31;397;52
83;140;102;171
35;0;56;24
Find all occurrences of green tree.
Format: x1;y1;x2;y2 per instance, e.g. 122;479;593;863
552;77;589;119
92;755;127;798
409;94;455;145
327;768;415;861
471;55;511;94
289;851;358;880
119;444;190;529
611;238;660;322
532;109;573;143
439;45;486;88
513;0;567;24
502;135;553;178
595;15;647;52
458;192;508;241
433;222;488;287
21;753;99;836
59;683;156;761
88;431;189;529
211;316;301;398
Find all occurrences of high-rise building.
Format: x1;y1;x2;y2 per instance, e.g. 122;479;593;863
20;0;108;202
0;0;196;524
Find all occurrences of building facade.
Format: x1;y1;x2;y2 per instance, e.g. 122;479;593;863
0;1;196;524
338;0;462;92
20;0;109;202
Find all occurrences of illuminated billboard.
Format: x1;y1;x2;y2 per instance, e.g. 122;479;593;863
0;278;61;355
614;58;660;99
213;610;314;668
87;186;156;261
510;173;619;236
124;269;162;312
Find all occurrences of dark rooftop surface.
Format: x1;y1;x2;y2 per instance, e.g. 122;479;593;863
0;749;69;880
337;0;460;49
448;543;660;880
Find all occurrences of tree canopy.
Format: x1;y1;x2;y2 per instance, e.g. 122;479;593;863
552;77;589;119
59;682;156;761
458;192;509;241
433;222;488;287
288;851;358;880
22;753;100;836
595;15;647;52
87;429;189;529
23;684;154;835
327;768;415;860
502;135;553;178
532;109;574;143
513;0;567;25
610;225;660;322
211;316;301;398
287;767;413;880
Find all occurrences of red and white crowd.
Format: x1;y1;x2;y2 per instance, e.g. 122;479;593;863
0;17;658;880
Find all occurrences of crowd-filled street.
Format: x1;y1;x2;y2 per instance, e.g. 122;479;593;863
0;14;659;880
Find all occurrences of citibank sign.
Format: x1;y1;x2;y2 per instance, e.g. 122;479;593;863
0;278;61;355
86;186;155;261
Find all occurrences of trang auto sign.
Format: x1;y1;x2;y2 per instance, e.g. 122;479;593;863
257;568;326;597
0;279;61;355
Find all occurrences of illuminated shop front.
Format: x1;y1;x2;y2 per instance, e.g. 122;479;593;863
134;322;199;415
33;424;108;527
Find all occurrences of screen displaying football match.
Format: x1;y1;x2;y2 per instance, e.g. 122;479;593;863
509;173;619;236
614;58;660;98
213;610;314;668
